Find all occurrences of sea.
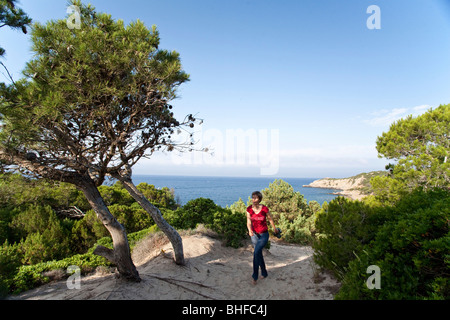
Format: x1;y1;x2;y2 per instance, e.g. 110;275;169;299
130;175;341;208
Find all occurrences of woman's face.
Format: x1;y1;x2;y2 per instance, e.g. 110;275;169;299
252;195;260;205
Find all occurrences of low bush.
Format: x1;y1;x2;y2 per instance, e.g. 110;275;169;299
314;188;449;300
313;197;383;278
277;212;313;244
10;252;110;294
164;198;248;248
261;179;311;222
3;226;157;296
209;208;247;248
260;180;321;244
164;198;217;230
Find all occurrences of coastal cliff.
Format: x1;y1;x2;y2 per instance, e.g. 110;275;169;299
303;171;386;200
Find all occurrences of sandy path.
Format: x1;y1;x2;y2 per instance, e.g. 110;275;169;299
9;234;340;300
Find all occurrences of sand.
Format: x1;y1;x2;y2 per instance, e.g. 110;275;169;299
9;234;340;300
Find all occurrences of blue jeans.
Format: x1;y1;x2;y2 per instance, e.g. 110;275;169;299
251;232;269;281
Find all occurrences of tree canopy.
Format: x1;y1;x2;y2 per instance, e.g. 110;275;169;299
0;0;195;185
373;104;449;198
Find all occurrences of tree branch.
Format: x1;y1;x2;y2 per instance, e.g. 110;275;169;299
0;61;16;86
93;245;116;264
0;148;84;184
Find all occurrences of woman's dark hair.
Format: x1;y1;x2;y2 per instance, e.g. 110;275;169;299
252;191;263;202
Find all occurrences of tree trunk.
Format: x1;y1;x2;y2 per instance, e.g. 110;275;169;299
78;178;141;282
113;173;185;265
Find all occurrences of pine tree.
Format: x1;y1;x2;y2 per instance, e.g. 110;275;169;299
372;104;449;201
0;0;198;278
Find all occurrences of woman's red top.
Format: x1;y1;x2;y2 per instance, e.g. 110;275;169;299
247;205;269;234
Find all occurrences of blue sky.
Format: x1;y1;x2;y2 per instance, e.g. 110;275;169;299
1;0;450;178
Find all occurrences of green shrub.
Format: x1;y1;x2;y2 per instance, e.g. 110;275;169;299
99;183;135;207
137;183;179;210
163;198;248;248
260;179;320;244
0;173;89;211
165;198;218;230
5;226;157;296
0;241;22;298
0;174;183;296
316;188;449;300
313;196;383;279
7;205;72;265
208;208;248;248
227;197;247;214
70;203;155;253
108;203;153;233
261;179;311;222
11;252;110;294
71;209;111;251
339;188;449;300
0;208;12;244
278;212;314;244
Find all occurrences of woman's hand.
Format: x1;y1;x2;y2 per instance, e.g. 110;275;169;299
248;230;254;237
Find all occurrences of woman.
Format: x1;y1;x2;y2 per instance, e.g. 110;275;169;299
246;191;278;284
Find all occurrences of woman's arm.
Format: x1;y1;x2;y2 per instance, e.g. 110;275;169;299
246;212;254;236
267;211;277;234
